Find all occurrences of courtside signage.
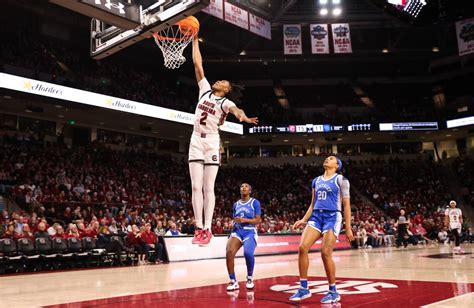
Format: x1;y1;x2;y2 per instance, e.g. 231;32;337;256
0;73;243;135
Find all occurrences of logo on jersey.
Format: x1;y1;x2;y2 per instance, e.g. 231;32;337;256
212;155;218;162
271;280;398;295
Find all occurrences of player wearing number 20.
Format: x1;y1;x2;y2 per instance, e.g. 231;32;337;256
290;156;354;304
188;35;258;245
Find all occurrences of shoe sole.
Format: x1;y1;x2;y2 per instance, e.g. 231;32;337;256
289;293;312;301
227;286;240;291
246;285;254;289
321;296;341;304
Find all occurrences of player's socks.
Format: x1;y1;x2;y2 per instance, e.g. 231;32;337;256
329;283;337;292
300;279;308;289
229;273;236;282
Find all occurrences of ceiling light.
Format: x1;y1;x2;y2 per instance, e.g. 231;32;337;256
283;139;289;142
320;8;328;15
319;0;328;4
3;95;12;99
308;139;314;142
55;105;62;108
332;0;341;4
25;109;32;113
445;134;452;137
432;47;439;52
366;137;372;141
382;48;389;53
333;8;342;16
240;50;246;56
224;141;230;144
198;37;204;43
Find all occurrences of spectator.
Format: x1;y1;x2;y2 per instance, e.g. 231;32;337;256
127;224;146;265
141;223;164;264
154;220;166;237
165;222;182;236
34;222;50;239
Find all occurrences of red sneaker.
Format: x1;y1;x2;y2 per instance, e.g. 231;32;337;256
192;229;203;244
199;229;213;245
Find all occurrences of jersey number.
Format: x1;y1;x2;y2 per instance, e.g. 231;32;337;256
317;191;327;200
200;112;208;126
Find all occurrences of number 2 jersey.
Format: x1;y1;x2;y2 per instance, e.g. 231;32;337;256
233;198;261;229
311;174;350;212
193;78;236;135
445;208;462;229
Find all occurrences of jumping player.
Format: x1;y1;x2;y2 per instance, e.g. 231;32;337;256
290;156;354;303
445;200;464;254
190;37;258;245
226;183;261;291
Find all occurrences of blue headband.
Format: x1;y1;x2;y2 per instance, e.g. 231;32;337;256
336;158;342;172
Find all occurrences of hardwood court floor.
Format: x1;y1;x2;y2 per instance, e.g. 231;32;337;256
0;244;472;308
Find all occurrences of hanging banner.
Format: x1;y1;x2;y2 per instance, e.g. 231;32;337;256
332;23;352;54
283;24;302;55
224;1;249;30
310;24;330;54
456;18;474;57
249;13;271;40
202;0;224;20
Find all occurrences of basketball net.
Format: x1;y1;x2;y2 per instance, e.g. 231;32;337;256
153;25;196;70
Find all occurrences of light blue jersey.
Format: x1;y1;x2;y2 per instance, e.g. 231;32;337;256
312;174;350;212
233;198;261;229
308;174;350;237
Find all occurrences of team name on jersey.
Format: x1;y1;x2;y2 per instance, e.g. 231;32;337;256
197;100;216;116
236;207;252;215
316;182;333;192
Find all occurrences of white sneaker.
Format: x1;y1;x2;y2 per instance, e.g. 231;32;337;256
246;278;254;289
227;281;239;291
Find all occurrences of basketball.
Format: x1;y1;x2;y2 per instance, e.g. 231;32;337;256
178;16;200;36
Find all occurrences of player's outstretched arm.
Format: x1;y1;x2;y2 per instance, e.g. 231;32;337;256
228;106;258;125
192;36;205;82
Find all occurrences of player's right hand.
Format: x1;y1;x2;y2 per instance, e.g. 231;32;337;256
293;219;306;230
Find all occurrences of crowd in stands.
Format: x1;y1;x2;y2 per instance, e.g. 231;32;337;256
1;131;471;264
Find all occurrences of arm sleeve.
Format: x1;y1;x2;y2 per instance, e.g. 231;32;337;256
254;200;261;216
222;99;237;114
338;176;350;198
198;78;211;99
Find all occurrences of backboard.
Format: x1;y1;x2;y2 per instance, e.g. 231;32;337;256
49;0;210;59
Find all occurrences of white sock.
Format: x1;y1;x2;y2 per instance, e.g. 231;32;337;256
189;162;204;229
203;165;219;230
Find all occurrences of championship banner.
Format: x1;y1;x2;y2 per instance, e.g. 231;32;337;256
456;18;474;57
332;23;352;54
249;13;271;40
283;24;302;55
310;24;330;54
224;0;249;30
202;0;224;20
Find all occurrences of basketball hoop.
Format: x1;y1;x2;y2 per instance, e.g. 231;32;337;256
153;16;200;69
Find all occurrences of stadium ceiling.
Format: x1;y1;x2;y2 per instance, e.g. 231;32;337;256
2;0;474;79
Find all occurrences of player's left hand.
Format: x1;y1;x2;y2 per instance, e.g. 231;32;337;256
346;228;355;242
241;116;258;125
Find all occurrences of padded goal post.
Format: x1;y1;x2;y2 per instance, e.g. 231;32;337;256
49;0;210;59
